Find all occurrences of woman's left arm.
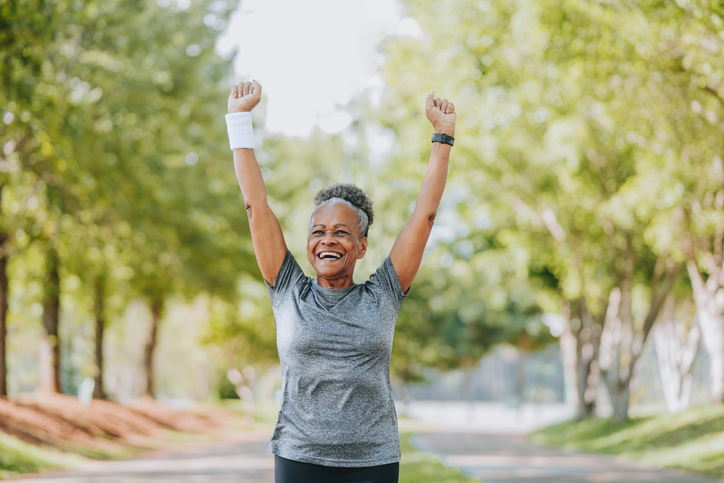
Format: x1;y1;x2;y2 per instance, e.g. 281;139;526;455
390;91;457;293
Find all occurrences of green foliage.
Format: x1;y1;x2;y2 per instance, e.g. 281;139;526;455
375;0;724;415
532;404;724;477
204;275;278;370
217;374;240;400
0;0;259;397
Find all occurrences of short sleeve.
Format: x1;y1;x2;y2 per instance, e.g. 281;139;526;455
265;250;306;304
367;256;409;302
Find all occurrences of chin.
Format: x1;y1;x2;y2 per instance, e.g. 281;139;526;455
315;266;341;278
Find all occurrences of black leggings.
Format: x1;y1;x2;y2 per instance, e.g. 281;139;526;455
274;455;399;483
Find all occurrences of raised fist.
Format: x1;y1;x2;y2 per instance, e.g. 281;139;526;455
425;91;456;136
228;80;262;113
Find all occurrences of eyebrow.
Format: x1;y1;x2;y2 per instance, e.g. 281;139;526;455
311;223;351;229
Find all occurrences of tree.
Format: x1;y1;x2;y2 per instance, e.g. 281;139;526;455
1;0;255;398
617;0;724;403
377;0;694;421
0;0;68;395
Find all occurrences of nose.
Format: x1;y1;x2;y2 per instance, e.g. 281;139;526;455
321;232;337;244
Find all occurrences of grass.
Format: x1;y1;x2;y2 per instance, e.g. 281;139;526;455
531;404;724;477
0;432;84;480
399;432;480;483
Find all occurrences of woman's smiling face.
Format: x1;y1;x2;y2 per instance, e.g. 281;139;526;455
307;203;367;287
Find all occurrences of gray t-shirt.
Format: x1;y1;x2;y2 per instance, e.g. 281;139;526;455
265;250;407;467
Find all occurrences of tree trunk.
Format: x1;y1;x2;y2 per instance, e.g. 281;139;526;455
0;235;8;397
543;210;599;417
0;183;8;397
610;383;632;423
93;274;107;400
653;295;699;413
41;245;61;393
600;285;629;422
575;353;597;419
559;301;579;406
687;260;724;402
143;298;164;398
599;247;680;422
573;297;600;420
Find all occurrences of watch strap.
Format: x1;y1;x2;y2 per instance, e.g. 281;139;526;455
431;132;454;146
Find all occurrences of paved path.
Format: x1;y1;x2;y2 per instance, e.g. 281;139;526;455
14;426;722;482
17;432;274;483
414;432;722;483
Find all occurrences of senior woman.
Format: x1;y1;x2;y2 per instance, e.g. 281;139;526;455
225;80;456;483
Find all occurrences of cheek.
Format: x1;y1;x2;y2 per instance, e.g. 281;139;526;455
347;240;362;256
307;238;316;256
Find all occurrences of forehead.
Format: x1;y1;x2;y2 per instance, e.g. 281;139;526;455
311;203;359;227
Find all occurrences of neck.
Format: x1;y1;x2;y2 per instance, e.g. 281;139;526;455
316;274;355;289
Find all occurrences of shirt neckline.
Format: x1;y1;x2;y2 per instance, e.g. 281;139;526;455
312;279;356;294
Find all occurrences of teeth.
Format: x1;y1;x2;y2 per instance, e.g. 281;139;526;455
319;251;342;259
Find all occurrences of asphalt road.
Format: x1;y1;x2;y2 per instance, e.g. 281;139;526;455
414;432;722;483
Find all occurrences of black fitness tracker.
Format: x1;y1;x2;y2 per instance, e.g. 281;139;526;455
431;132;454;146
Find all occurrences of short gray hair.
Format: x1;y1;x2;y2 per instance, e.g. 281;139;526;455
308;198;370;238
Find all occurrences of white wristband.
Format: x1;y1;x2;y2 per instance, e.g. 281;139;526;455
225;112;254;150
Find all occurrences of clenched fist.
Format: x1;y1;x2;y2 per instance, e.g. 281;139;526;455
425;91;456;136
228;80;262;113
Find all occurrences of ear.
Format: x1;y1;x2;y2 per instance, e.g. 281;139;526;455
358;236;368;259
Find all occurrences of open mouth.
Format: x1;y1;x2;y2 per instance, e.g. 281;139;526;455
317;251;343;260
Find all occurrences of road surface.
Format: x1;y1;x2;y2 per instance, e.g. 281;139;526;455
17;432;274;483
414;432;721;483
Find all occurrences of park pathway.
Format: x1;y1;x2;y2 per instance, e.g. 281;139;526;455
414;432;722;483
15;423;722;482
17;432;274;483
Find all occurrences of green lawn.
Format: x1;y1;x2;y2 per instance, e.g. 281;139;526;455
531;404;724;477
399;432;480;483
0;432;84;480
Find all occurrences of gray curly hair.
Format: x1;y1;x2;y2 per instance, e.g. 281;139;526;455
308;183;374;238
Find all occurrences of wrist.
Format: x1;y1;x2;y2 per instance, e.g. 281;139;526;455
431;133;454;146
433;122;455;137
226;112;254;150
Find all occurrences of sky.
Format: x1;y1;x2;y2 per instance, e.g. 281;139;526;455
216;0;424;137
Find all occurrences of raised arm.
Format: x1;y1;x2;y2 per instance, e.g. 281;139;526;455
228;80;287;284
390;91;456;293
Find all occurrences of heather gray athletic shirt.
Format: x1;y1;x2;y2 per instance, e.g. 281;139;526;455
265;250;407;467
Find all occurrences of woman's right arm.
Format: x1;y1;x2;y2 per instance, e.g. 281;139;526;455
228;80;287;284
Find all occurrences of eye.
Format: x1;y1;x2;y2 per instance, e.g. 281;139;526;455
312;230;324;236
336;230;348;235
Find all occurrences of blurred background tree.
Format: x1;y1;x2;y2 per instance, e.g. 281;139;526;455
375;0;722;421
